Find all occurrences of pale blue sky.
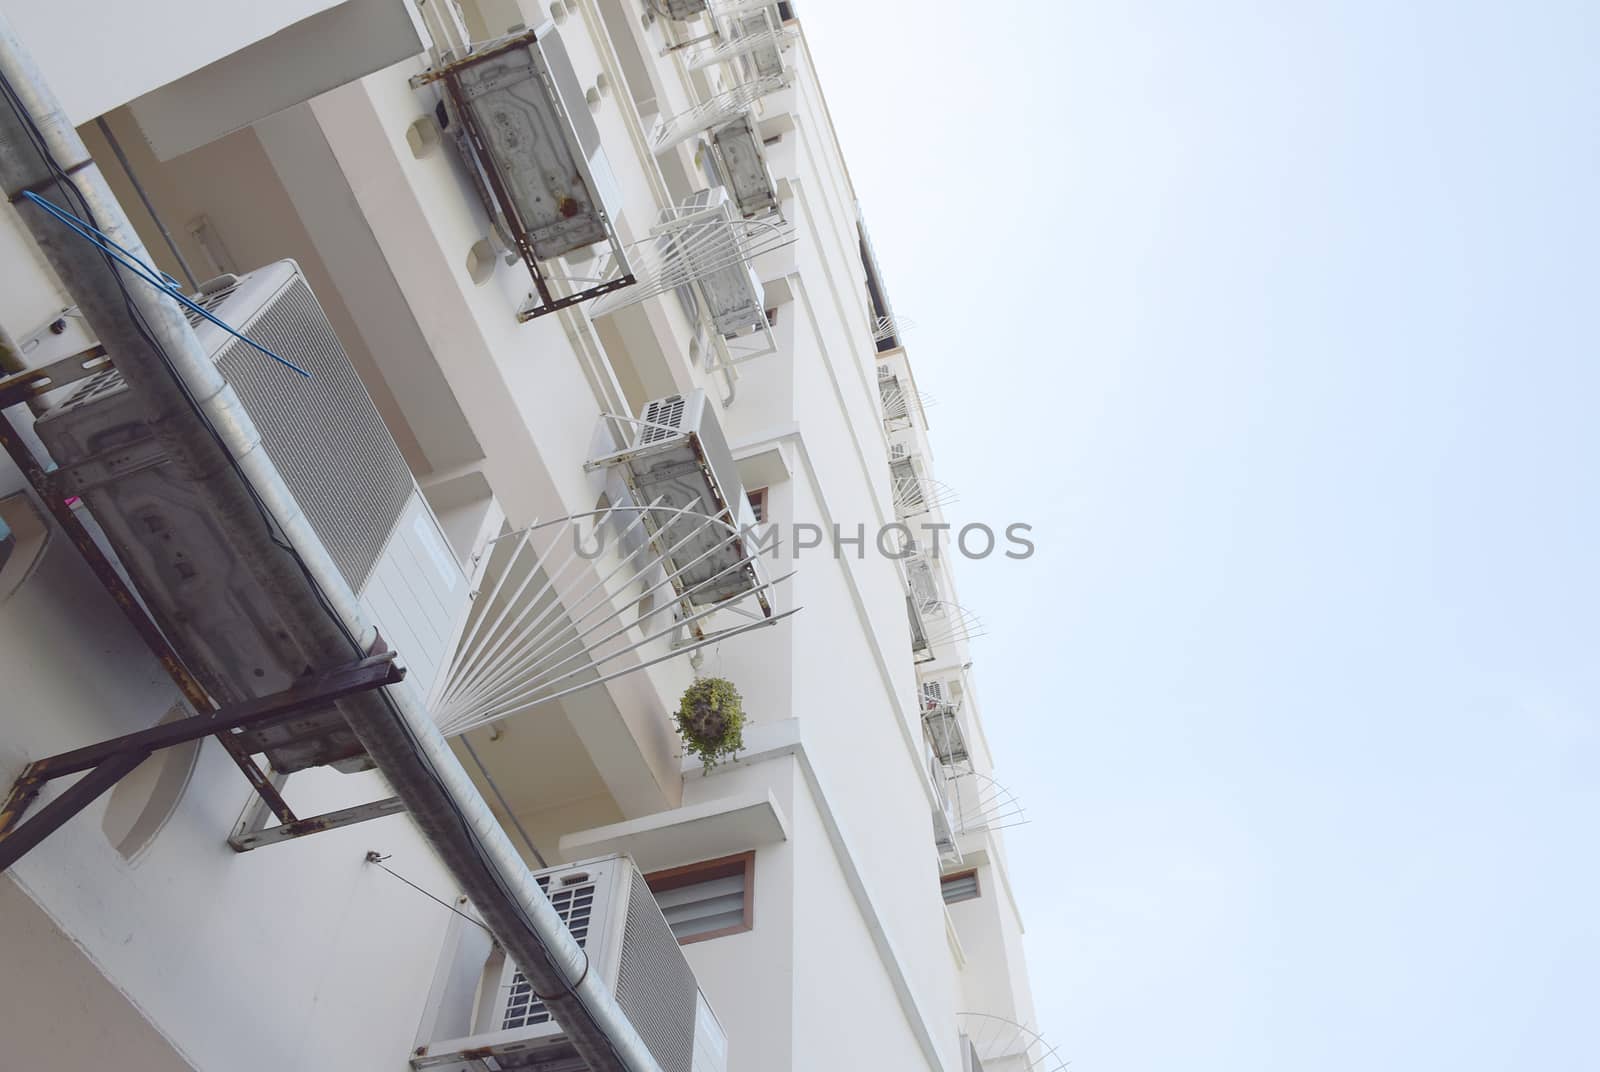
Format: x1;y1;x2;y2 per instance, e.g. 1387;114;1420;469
805;1;1599;1068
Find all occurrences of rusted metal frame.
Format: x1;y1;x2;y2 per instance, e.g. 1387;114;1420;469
0;656;404;872
228;767;288;847
21;654;404;782
442;71;558;311
228;796;407;852
0;749;149;874
439;62;635;323
0;343;110;408
515;275;636;322
0;381;299;823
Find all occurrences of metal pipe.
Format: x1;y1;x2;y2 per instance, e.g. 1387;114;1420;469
92;115;199;290
0;16;662;1072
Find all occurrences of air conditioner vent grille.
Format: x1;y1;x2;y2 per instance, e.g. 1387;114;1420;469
615;868;698;1072
61;367;124;409
215;277;414;591
501;879;597;1031
183;282;240;326
639;395;687;444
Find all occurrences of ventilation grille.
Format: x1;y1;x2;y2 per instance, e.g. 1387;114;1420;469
183;280;240;326
614;868;697;1072
501;878;597;1031
639;395;687;445
215;277;414;592
60;367;124;409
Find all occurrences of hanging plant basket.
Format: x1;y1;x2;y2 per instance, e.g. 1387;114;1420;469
675;677;746;772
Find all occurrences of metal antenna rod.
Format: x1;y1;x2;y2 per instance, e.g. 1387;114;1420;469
93;116;199;290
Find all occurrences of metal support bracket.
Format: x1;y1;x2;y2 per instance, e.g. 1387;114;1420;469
0;354;306;827
0;654;405;873
229;796;407;852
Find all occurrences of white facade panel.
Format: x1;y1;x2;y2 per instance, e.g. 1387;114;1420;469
0;0;344;124
0;5;1041;1070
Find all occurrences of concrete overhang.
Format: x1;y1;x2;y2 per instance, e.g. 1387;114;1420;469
558;789;789;871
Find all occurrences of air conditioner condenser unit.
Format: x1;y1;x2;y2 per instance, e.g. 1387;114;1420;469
422;23;633;320
630;389;768;616
413;854;729;1072
586;389;770;619
708;111;778;219
26;261;469;772
661;0;708;19
440;26;615;262
655;187;768;339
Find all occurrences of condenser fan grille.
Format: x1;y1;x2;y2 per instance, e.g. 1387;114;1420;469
215;277;414;591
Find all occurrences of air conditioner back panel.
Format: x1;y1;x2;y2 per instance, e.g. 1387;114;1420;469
662;0;707;20
626;391;762;608
710;112;777;218
28;261;466;771
450;30;611;261
664;188;768;337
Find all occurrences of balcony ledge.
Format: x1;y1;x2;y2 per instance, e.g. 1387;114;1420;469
557;788;788;871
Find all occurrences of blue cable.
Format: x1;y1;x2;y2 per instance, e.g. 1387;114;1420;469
20;190;311;379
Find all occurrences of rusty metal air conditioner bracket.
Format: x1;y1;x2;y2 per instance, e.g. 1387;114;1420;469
0;349;309;825
0;654;405;874
227;789;407;853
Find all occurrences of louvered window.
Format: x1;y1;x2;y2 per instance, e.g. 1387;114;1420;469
645;852;754;944
940;869;980;905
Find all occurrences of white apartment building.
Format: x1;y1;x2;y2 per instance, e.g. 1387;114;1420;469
0;1;1041;1069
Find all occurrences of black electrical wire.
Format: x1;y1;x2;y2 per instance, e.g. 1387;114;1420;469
0;67;629;1069
366;851;491;934
463;731;549;868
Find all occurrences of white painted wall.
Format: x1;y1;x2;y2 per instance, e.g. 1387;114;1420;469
0;0;344;124
0;4;1042;1068
0;475;461;1071
678;755;799;1072
0;877;193;1069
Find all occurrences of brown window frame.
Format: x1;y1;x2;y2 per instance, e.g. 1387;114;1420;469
746;487;769;525
644;850;755;944
940;867;981;905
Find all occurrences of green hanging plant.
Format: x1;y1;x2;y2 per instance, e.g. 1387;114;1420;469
675;677;746;772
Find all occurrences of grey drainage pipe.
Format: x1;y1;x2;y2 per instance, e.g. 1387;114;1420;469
0;16;661;1072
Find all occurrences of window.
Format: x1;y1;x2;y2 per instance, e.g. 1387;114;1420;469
941;868;980;905
746;487;768;524
645;851;754;943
